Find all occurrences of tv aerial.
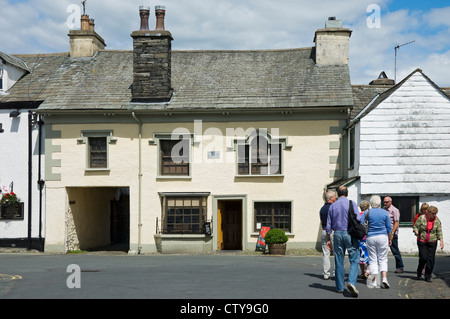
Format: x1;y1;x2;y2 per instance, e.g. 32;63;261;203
394;40;415;83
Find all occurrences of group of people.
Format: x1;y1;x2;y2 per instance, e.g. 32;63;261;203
319;186;444;297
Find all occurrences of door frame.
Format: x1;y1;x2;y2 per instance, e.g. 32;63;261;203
212;195;247;251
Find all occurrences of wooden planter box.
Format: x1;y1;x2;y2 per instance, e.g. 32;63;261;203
268;243;287;255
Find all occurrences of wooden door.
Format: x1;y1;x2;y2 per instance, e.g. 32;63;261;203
221;200;242;250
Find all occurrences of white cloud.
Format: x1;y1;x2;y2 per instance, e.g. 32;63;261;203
1;0;449;86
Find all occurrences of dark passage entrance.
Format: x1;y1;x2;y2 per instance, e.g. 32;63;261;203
110;191;130;251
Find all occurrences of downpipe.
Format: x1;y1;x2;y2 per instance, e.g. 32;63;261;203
132;112;143;254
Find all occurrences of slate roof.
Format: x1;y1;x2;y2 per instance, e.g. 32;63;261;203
348;69;450;128
350;84;392;120
0;51;30;72
1;48;354;112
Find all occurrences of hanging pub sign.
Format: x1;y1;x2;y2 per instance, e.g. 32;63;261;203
255;226;271;252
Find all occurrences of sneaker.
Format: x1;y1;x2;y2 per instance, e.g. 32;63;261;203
323;274;329;280
382;278;390;289
347;283;359;297
394;269;404;273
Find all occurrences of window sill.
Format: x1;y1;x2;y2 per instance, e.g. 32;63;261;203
85;168;110;173
250;232;294;237
154;234;206;239
156;176;192;180
235;174;284;178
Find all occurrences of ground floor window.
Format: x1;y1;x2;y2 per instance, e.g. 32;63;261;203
160;193;209;234
254;201;291;232
383;196;418;226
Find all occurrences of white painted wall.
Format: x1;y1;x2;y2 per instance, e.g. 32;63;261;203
359;72;450;195
0;109;44;242
0;62;26;92
351;71;450;253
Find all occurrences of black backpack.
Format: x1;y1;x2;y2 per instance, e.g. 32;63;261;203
347;200;368;240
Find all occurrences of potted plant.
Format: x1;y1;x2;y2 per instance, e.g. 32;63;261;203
264;229;288;255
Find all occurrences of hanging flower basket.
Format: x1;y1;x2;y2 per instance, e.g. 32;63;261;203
0;192;24;220
1;191;21;206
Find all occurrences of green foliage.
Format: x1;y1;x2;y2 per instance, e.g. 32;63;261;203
264;229;288;244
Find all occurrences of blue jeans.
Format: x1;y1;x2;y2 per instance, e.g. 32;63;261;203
390;234;404;270
333;230;360;292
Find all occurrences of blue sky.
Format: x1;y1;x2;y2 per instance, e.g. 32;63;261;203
1;0;450;86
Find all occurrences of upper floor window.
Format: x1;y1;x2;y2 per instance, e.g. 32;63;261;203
160;138;190;176
349;126;355;169
236;130;287;176
78;130;117;170
0;66;4;90
89;137;107;169
152;133;193;178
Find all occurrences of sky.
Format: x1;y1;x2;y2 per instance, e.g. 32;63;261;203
1;0;450;86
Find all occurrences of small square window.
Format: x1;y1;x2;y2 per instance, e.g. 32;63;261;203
79;130;116;170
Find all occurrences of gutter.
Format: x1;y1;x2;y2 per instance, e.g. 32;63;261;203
132;112;143;254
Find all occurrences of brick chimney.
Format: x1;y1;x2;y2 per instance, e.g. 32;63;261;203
314;17;352;65
69;14;106;58
131;5;173;103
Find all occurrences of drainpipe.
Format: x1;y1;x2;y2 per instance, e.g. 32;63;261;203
37;115;44;250
27;111;33;250
132;112;142;254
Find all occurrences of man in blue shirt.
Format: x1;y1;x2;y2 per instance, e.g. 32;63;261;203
326;186;361;297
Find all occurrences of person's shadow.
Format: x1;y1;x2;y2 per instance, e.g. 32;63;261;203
306;273;357;298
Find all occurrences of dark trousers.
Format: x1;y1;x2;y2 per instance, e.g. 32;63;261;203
389;234;404;270
417;241;437;280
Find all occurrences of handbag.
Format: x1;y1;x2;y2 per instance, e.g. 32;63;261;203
347;200;368;240
362;209;370;235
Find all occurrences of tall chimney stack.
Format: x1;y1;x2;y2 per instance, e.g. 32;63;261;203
68;13;106;58
131;5;173;103
313;17;352;65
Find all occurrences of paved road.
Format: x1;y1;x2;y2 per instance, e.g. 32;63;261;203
0;252;448;301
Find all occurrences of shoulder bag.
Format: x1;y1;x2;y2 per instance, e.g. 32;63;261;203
348;200;368;240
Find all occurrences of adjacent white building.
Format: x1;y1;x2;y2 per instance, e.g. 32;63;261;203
0;51;45;250
343;69;450;253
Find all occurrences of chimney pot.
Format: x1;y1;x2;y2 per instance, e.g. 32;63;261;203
155;5;166;31
89;19;95;31
139;6;151;31
81;14;90;31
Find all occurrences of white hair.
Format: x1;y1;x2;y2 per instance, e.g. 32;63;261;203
370;195;381;208
325;191;336;202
